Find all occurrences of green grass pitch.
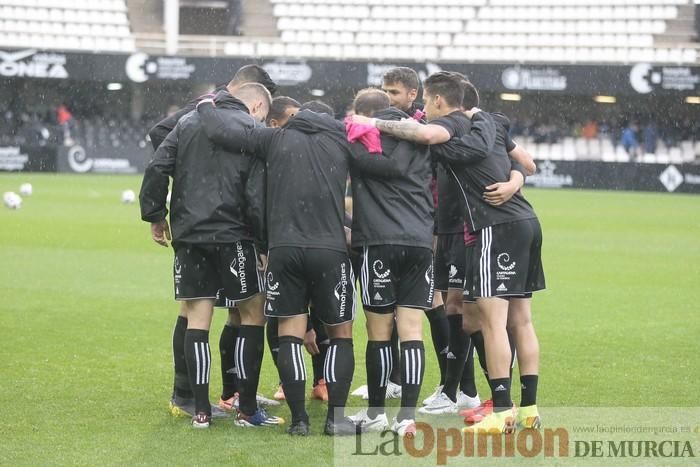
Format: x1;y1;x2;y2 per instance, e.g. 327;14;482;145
0;173;698;466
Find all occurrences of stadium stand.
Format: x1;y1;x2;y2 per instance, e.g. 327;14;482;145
222;0;699;63
0;0;135;52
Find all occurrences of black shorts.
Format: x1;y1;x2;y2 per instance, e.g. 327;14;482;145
434;233;467;292
463;245;476;303
471;218;546;299
173;241;263;305
264;247;355;326
359;245;434;312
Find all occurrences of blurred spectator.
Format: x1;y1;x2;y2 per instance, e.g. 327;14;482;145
643;122;658;154
226;0;242;35
620;122;640;158
56;104;74;145
581;120;598;139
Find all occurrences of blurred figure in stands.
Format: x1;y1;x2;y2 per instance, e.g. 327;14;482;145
56;104;73;145
620;122;640;159
227;0;242;35
643;121;658;155
581;119;598;140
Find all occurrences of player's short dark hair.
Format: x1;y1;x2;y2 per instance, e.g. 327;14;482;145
382;67;419;91
300;100;335;117
266;96;301;125
230;64;277;95
423;72;464;109
353;88;390;117
461;81;480;110
447;72;480;110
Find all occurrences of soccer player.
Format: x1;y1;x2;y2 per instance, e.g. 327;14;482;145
431;113;545;433
261;97;331;403
352;72;530;418
345;88;434;437
140;83;282;429
425;77;531;417
382;67;450;400
146;65;278;418
196;99;401;436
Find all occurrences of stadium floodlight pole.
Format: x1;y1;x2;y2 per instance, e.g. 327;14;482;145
164;0;180;55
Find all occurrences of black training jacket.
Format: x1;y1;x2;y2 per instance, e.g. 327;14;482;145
350;107;433;249
148;85;226;150
139;92;265;248
196;105;401;253
432;112;535;232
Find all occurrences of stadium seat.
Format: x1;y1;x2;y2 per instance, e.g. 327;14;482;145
0;0;133;51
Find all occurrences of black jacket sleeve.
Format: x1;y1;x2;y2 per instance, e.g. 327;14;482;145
244;157;267;251
148;104;195;151
348;142;403;179
140;125;178;222
432;112;497;166
196;101;263;154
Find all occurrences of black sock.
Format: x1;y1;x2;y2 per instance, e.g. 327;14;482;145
508;332;517;379
520;374;538;407
470;331;488;380
365;340;391;419
398;340;425;422
489;377;512;413
172;316;193;399
312;317;330;385
184;329;211;415
236;325;265;416
313;341;329;386
324;338;354;422
266;318;279;369
460;339;478;397
425;305;449;385
277;336;308;424
388;325;401;385
442;314;469;402
219;323;240;400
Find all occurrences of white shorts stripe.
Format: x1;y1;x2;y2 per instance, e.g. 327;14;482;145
361;246;370;305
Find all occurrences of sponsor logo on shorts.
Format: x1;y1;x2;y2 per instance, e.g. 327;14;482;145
266;272;279;292
496;283;508;293
425;264;434;303
266;272;280;303
448;264;462;285
174;256;182;287
449;264;458;278
497;253;516;271
230;242;248;294
496;252;517;283
334;263;349;318
372;260;391;279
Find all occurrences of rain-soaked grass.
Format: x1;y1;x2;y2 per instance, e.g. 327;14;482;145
0;173;698;466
